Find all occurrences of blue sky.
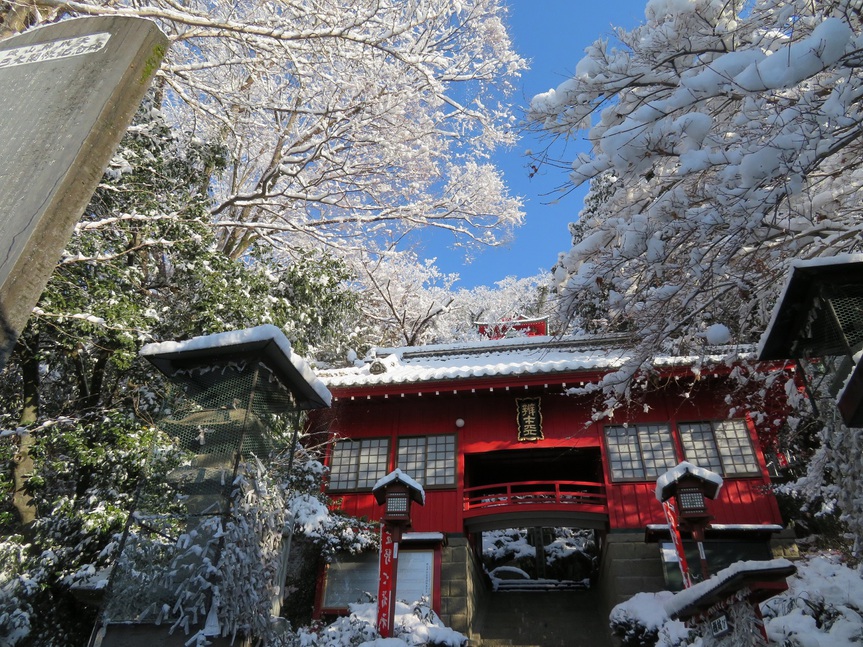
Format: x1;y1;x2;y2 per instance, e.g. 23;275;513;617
415;0;649;288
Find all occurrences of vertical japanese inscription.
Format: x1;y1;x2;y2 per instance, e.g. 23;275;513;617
376;525;396;636
516;397;543;442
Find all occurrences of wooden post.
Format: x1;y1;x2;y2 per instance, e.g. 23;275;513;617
692;526;709;583
376;524;402;637
662;498;692;588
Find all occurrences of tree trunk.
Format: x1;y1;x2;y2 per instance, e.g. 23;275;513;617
12;332;40;531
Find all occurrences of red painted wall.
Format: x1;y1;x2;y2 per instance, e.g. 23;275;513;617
313;374;783;533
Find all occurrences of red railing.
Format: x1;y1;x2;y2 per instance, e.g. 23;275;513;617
463;480;607;513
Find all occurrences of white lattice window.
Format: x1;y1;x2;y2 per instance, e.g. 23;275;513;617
605;423;677;481
329;438;390;490
679;419;760;476
397;435;456;486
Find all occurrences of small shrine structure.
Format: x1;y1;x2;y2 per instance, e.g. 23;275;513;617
664;559;796;646
91;325;330;647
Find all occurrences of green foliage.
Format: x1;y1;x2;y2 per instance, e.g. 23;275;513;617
609;616;660;647
556;173;634;336
0;99;368;646
0;412;178;646
275;250;367;364
774;488;854;559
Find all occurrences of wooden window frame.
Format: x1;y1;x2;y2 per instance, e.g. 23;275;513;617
678;419;761;477
396;434;457;488
328;437;390;492
604;423;678;482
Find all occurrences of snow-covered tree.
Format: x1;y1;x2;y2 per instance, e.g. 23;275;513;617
0;106;369;646
530;0;863;353
528;0;863;546
354;250;557;348
2;0;526;261
355;250;460;348
436;272;559;342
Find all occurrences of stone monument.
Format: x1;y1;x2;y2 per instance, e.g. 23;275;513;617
0;16;169;368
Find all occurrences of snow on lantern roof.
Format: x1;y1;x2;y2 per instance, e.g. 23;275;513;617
319;334;746;390
664;558;796;621
140;324;332;409
372;468;425;506
655;461;723;503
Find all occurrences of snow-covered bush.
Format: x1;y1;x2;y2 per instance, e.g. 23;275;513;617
610;591;690;647
295;600;467;647
763;555;863;646
481;527;598;583
482;528;536;565
281;450;378;559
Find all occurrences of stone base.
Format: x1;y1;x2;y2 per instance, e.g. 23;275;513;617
596;532;666;619
438;534;490;640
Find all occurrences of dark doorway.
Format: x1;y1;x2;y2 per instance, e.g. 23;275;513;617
464;447;603;488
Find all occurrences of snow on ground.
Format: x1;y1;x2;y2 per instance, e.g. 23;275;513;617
297;553;861;646
763;555;863;647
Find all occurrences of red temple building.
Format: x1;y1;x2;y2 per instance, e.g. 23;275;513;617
307;334;791;640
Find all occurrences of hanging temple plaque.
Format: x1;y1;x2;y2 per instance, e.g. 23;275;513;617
516;397;543;442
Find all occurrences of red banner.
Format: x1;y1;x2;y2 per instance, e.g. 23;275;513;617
662;499;692;588
376;525;396;636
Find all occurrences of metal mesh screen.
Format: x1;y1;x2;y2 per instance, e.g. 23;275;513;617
102;358;298;624
798;285;863;397
804;286;863;357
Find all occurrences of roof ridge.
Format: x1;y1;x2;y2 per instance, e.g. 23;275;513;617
375;333;634;361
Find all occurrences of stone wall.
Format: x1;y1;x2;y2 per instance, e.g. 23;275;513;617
597;532;666;618
438;535;490;639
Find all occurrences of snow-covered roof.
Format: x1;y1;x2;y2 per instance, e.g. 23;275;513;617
140;325;332;409
372;468;425;505
664;559;796;620
401;532;445;543
655;462;724;503
319;335;742;391
647;524;783;533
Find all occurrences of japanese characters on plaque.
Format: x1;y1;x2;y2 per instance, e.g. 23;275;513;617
516;397;543;442
0;33;111;69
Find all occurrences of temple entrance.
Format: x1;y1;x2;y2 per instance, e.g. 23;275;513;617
474;590;612;647
473;525;612;646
